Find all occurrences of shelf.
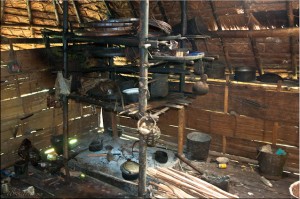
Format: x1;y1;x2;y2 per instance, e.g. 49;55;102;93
151;54;205;62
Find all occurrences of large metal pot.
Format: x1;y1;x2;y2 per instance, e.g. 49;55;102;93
120;159;139;181
234;66;256;82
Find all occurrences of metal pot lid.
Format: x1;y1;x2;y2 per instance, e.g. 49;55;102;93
121;160;139;174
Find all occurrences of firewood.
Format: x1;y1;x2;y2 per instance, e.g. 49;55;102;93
167;183;195;198
148;168;210;198
168;168;239;198
158;167;227;198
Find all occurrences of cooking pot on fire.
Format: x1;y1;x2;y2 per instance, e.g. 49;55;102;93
120;159;139;181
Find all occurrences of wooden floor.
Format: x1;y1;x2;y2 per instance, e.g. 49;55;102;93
177;158;298;198
1;165;134;198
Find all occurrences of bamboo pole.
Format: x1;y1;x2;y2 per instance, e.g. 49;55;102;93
177;108;185;155
62;0;70;179
138;0;149;197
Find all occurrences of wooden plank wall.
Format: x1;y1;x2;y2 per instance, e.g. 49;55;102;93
120;82;299;170
1;48;98;169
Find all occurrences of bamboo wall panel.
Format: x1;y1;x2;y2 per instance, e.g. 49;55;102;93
1;48;97;169
1;98;24;120
120;81;299;170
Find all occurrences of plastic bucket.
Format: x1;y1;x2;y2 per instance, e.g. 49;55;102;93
14;160;28;178
186;132;211;161
257;151;288;180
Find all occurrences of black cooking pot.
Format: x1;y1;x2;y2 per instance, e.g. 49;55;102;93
234;66;256;82
120;159;139;181
154;150;168;164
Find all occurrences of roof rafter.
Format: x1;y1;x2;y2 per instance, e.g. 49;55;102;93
71;0;82;24
157;1;168;23
209;0;232;73
26;0;32;24
52;0;60;26
1;0;5;22
242;0;264;75
128;1;138;18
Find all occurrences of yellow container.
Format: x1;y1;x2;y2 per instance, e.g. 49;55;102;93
218;163;227;169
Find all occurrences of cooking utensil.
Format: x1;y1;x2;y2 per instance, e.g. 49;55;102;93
120;159;139;181
122;88;139;103
234;66;256;82
154;150;168;163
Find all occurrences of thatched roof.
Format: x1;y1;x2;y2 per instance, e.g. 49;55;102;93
0;0;299;77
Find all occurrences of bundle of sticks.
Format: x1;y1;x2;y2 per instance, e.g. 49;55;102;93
147;167;239;199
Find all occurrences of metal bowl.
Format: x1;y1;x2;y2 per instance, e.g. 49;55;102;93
122;88;139;103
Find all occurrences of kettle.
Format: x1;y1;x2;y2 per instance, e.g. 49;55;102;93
192;74;209;95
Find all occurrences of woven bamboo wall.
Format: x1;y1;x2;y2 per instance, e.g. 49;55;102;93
120;81;299;171
0;48;98;169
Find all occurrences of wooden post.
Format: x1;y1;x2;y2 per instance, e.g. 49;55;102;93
224;74;229;113
222;74;229;153
178;107;185;155
272;80;282;146
111;111;118;138
287;1;297;79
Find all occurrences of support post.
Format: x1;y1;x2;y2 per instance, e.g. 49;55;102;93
138;0;149;197
177;107;185;155
180;0;187;48
111;111;118;138
223;74;229;153
62;0;70;179
287;1;297;79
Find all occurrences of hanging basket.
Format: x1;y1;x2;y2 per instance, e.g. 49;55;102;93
137;115;161;147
